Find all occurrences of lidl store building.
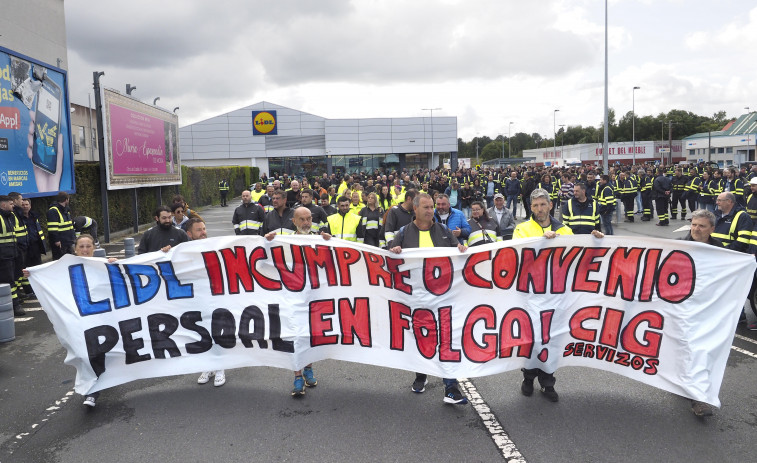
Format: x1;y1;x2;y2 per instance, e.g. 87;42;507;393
179;102;457;177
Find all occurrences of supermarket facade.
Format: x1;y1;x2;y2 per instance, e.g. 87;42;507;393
178;102;457;177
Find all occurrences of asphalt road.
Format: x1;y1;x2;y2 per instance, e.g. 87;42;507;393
1;200;756;463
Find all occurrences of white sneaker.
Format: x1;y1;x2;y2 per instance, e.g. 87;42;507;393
83;396;97;407
198;371;212;384
213;370;226;387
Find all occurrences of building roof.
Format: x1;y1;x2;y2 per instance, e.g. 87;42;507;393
685;112;757;140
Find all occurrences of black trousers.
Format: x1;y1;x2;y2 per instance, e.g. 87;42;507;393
655;197;669;223
641;192;653;219
522;368;556;388
671;192;687;218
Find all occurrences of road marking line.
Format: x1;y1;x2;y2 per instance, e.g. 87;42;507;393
7;389;75;454
459;378;527;463
734;333;757;346
13;317;32;322
731;345;757;359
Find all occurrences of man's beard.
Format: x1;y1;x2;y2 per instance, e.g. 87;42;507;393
158;221;173;230
296;226;311;234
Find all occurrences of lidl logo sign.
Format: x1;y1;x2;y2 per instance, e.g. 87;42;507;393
252;110;277;135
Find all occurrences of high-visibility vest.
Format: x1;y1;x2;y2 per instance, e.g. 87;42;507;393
327;212;361;241
47;206;74;234
219;180;229;191
250;190;266;203
467;221;500;247
565;199;599;231
0;215;16;246
712;210;750;248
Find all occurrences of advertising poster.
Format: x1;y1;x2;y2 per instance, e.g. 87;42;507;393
0;46;75;197
102;88;181;189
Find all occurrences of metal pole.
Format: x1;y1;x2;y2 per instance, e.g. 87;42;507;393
708;131;711;163
133;188;139;233
508;122;513;158
668;121;673;165
422;108;441;169
602;0;609;174
553;109;559;164
87;93;94;162
632;86;640;165
93;71;110;243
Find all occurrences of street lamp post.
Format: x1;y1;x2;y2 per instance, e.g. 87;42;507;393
422;108;441;169
554;109;560;164
602;0;609;174
559;124;565;153
153;97;160;105
633;86;640;165
509;122;514;159
126;84;136;95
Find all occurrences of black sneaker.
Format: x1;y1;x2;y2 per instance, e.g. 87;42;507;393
411;374;428;393
13;304;25;316
541;386;559;402
443;385;468;404
521;379;534;396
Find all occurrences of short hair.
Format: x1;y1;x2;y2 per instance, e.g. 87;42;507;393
337;195;350;204
574;182;587;193
300;188;314;197
272;189;286;199
413;192;433;208
8;192;21;201
172;194;186;205
691;209;716;227
404;189;418;202
436;193;450;202
530;188;551;203
320;193;329;201
155;205;171;217
170;202;185;213
56;191;69;203
720;192;736;203
185;218;205;232
601;175;610;182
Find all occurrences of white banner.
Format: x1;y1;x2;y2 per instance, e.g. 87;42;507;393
28;235;755;406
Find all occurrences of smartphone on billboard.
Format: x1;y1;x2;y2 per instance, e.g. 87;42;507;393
32;77;62;174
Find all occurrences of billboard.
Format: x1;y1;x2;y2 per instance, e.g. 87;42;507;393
102;88;181;189
0;45;75;197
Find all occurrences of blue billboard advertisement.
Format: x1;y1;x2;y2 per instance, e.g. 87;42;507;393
0;45;75;197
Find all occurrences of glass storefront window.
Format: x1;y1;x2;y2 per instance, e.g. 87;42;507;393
268;156;328;179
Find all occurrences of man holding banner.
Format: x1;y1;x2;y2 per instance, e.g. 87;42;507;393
389;193;469;405
513;188;576;402
266;206;332;396
186;218;228;388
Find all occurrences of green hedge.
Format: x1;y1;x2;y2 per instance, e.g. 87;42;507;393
31;163;259;238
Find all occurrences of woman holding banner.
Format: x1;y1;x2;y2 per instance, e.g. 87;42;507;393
23;233;116;407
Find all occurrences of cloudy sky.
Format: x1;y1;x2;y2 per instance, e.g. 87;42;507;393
64;0;757;141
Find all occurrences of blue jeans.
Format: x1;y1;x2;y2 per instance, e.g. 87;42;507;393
702;202;715;213
601;212;614;235
506;195;518;217
462;206;471;219
635;192;642;212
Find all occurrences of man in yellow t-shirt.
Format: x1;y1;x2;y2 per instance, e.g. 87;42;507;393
389;193;469;405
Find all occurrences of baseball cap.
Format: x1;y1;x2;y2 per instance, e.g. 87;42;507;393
493;193;505;199
750;178;757;185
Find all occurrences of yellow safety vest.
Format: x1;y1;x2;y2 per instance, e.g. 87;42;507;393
327;212;361;241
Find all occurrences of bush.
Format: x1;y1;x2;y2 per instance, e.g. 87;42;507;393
31;163;259;239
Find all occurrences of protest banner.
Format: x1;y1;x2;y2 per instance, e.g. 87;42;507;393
28;235;755;406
